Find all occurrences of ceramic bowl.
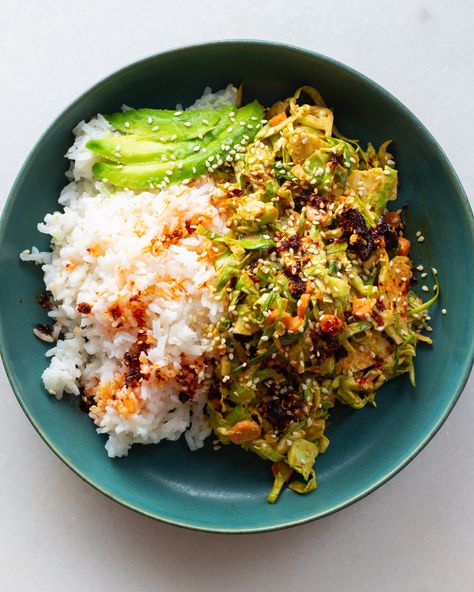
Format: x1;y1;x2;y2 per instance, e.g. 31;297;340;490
1;41;473;532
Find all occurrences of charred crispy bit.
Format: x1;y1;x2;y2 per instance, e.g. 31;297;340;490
175;364;201;399
36;290;52;309
124;351;143;388
79;389;94;413
36;323;52;335
109;304;122;320
259;391;305;433
328;152;344;166
76;302;92;314
310;330;345;361
299;189;327;209
338;208;374;261
372;217;398;250
135;329;149;353
287;274;307;298
278;234;300;253
227;187;243;198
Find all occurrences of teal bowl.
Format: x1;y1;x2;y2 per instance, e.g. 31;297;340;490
1;41;473;533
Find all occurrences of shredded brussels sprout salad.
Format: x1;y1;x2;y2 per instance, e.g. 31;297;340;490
90;86;439;502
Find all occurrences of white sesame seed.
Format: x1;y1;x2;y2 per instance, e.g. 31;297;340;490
432;267;438;274
417;236;425;243
183;121;191;127
152;126;159;131
416;265;424;271
416;230;422;237
174;111;183;116
124;122;130;128
383;169;391;175
421;272;428;278
422;285;429;292
193;146;200;152
442;308;447;315
147;117;152;124
387;159;395;166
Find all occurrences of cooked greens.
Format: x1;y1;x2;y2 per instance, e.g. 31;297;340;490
203;87;437;502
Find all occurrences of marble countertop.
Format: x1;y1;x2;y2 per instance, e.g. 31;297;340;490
1;1;473;590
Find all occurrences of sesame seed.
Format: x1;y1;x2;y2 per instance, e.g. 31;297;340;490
147;117;152;124
165;170;173;176
432;268;438;274
387;159;395;166
422;285;429;292
417;236;425;243
183;121;191;127
416;265;424;271
416;230;422;237
152;126;159;131
124;122;130;128
383;169;391;175
193;146;200;152
421;272;428;278
426;326;433;332
174;111;183;116
442;308;447;315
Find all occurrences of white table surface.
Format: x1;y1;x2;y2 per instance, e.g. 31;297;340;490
1;1;473;590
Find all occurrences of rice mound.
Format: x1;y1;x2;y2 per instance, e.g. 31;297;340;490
20;86;236;457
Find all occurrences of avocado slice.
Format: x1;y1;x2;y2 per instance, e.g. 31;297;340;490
92;101;264;189
86;135;196;164
105;108;223;142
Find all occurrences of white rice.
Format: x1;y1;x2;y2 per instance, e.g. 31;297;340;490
20;87;236;457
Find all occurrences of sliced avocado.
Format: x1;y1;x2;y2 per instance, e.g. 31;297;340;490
86;135;196;164
92;101;264;189
105;108;223;141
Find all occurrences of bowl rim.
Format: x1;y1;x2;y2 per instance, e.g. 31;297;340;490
1;39;473;534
